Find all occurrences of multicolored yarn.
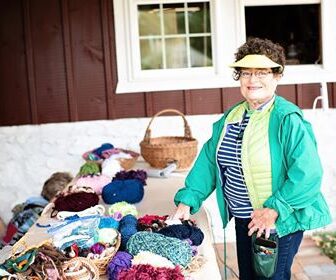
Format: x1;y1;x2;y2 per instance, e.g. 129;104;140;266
102;179;144;204
93;143;114;157
75;174;111;195
119;214;138;249
113;170;147;185
4;244;69;278
117;264;185;280
132;251;175;268
86;152;101;161
158;224;204;246
78;162;101;176
101;148;121;159
137;214;168;232
126;232;192;267
107;251;133;280
90;243;106;254
108;202;138;218
1;248;37;273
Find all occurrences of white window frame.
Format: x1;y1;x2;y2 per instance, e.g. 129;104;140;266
240;0;336;86
113;0;336;93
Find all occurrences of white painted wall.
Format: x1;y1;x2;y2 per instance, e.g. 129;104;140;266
0;109;335;242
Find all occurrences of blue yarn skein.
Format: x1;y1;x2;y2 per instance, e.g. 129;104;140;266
99;216;119;229
94;143;114;157
158;224;204;246
102;179;144;205
119;214;138;249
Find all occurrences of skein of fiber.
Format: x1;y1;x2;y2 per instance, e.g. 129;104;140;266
99;216;119;229
113;170;147;186
53;191;99;212
107;251;133;280
132;251;175;268
102;158;122;178
102;179;144;204
108;202;138;218
158;224;204;246
119;214;138;249
78;162;100;176
126;232;192;267
75;174;111;195
94;143;114;157
117;264;185;280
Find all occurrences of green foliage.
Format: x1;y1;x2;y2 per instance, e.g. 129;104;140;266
313;232;336;264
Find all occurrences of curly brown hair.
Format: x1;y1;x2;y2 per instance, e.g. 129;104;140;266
233;37;286;80
41;172;73;201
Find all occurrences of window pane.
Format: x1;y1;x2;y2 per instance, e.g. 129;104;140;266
190;36;212;67
140;39;163;69
163;3;185;35
166;38;187;68
188;2;211;33
245;4;321;65
138;5;161;36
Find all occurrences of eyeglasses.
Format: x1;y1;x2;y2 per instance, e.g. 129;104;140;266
240;70;273;79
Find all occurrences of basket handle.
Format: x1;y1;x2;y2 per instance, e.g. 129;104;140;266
143;109;193;142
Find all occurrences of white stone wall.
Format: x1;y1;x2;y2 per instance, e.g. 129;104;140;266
0;109;335;242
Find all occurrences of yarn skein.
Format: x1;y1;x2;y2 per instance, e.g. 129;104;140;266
107;251;132;280
108;202;138;218
113;170;147;185
102;179;144;204
117;264;185;280
132;251;175;268
119;214;138;249
102;158;122;178
93;143;114;157
78;162;100;176
53;192;99;213
158;224;204;246
126;232;192;267
75;174;111;195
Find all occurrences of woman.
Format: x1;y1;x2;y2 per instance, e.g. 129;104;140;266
172;37;331;279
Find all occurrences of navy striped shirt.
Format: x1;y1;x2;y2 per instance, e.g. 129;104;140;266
217;112;253;218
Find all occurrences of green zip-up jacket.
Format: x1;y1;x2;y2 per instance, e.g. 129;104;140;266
174;95;331;237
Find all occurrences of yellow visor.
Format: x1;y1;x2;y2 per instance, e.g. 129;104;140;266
229;54;283;71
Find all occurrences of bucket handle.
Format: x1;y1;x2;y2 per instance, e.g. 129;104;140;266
142;109;193;143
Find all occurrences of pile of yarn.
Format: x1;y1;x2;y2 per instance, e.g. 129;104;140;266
105;208;206;280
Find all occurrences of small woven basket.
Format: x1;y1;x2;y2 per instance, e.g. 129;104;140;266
90;233;121;275
118;149;139;170
63;257;100;280
140;109;198;170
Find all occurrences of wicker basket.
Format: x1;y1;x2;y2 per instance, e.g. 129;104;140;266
118;149;139;170
90;232;121;275
63;257;100;280
140;109;198;170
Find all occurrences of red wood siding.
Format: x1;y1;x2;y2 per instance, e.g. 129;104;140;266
0;0;335;126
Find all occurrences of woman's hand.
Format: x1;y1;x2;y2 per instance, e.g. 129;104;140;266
171;203;191;221
248;208;278;238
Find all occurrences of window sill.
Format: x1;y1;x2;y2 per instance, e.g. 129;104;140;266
116;66;336;93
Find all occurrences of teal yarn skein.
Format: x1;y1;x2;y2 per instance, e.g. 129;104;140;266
126;231;192;267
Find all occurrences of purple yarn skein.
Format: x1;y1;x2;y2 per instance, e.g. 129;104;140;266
107;251;132;280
